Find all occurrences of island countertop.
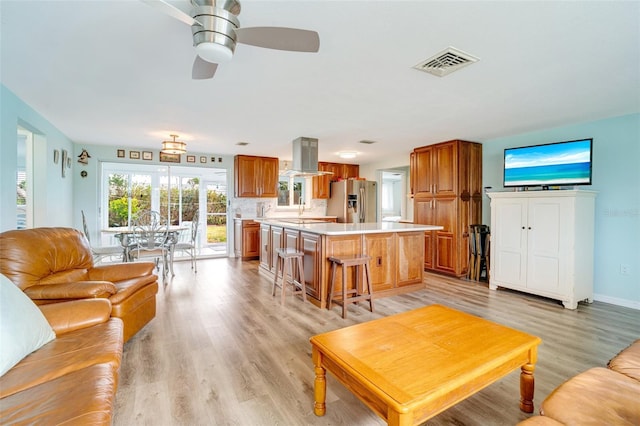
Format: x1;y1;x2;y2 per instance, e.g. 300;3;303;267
255;219;442;235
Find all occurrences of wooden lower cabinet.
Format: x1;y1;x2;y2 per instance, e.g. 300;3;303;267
234;219;260;260
301;232;321;300
259;224;271;270
397;231;425;286
364;233;395;292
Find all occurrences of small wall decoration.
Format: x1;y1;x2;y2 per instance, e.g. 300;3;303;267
117;149;125;158
53;150;60;164
61;149;68;178
77;149;91;165
186;155;196;163
80;170;88;178
218;157;222;163
211;157;216;162
130;151;140;160
159;152;181;163
142;151;153;161
200;156;207;163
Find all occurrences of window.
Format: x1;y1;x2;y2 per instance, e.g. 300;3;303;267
277;174;308;207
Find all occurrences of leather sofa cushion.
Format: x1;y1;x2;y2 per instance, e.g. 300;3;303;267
0;318;123;398
540;367;640;425
608;339;640;382
0;363;117;425
0;228;94;290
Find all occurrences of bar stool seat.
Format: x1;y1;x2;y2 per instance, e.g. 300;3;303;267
272;247;307;305
327;254;374;318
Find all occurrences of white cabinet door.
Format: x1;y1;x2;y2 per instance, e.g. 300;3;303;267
526;198;565;294
492;199;527;287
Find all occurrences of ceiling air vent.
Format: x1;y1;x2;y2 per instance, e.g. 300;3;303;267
413;47;479;77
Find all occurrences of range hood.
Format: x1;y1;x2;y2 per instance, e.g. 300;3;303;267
285;137;332;177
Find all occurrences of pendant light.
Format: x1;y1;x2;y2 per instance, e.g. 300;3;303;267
161;134;187;154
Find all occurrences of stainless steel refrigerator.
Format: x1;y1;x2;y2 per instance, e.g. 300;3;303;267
326;180;377;223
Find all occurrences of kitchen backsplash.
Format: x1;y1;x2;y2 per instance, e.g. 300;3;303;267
231;198;327;219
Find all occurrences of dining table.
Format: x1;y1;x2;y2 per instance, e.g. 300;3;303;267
101;226;187;275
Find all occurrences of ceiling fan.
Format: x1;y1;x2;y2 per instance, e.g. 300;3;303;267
141;0;320;79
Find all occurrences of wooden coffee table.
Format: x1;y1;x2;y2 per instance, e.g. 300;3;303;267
310;304;541;425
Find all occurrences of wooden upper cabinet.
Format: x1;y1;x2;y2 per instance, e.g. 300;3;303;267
312;162;360;199
234;155;278;198
413;141;458;197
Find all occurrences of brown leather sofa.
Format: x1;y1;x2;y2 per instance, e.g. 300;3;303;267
518;339;640;425
0;227;159;342
0;298;123;424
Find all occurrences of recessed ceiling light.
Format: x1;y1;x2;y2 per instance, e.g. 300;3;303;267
359;140;377;145
338;151;357;159
236;141;249;146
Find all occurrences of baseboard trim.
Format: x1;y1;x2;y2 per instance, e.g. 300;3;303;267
594;293;640;311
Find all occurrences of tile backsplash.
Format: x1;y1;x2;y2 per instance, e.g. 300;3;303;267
231;198;327;218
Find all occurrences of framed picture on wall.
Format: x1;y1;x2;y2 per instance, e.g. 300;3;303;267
142;151;153;160
130;151;140;160
186;155;196;163
117;149;125;158
200;156;207;163
159;152;181;163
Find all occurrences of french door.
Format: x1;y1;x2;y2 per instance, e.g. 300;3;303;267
101;162;228;257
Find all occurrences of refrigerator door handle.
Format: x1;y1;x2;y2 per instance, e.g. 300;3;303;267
360;186;365;222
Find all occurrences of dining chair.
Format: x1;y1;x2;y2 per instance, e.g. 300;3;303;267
81;210;124;263
130;211;170;276
171;213;199;274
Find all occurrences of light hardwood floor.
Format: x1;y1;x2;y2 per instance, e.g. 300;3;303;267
114;258;640;425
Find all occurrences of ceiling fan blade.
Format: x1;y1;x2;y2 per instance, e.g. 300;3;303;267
140;0;203;27
192;56;218;80
235;27;320;52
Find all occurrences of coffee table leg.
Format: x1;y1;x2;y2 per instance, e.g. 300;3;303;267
312;347;326;416
519;362;535;413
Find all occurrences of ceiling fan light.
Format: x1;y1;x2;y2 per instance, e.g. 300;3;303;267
196;42;233;63
161;135;187;154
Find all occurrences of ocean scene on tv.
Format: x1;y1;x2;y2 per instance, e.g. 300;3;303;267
504;139;592;187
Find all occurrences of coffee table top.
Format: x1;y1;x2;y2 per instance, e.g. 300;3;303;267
310;304;541;414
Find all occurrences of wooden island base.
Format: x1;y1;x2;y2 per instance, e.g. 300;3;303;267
258;221;441;308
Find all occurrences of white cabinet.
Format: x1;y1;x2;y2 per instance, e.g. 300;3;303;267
488;190;597;309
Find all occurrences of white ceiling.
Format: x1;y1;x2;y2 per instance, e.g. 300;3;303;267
2;1;639;165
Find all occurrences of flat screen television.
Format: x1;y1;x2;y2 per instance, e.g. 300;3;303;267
503;138;593;188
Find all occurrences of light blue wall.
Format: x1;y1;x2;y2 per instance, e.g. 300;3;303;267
1;84;75;231
481;113;640;308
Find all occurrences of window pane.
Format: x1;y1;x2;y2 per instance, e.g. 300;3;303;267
181;177;199;222
278;178;289;206
131;174;152;223
107;174;130;227
293;177;305;205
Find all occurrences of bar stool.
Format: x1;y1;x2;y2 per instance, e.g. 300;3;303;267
272;247;307;305
327;254;374;319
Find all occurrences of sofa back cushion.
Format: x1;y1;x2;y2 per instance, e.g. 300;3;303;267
0;228;94;290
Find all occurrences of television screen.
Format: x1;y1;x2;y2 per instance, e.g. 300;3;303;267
503;138;593;188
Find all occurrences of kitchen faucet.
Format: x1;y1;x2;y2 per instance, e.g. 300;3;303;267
298;201;305;217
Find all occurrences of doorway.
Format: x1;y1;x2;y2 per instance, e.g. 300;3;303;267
379;167;411;222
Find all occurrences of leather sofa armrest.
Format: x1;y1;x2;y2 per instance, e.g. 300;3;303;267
39;299;113;335
88;262;156;282
24;281;117;301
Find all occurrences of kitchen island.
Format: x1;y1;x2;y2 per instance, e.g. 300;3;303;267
258;220;442;309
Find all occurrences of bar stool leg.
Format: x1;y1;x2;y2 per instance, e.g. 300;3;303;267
281;257;290;305
327;261;337;310
272;253;280;297
364;262;374;313
341;263;348;319
296;255;307;302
